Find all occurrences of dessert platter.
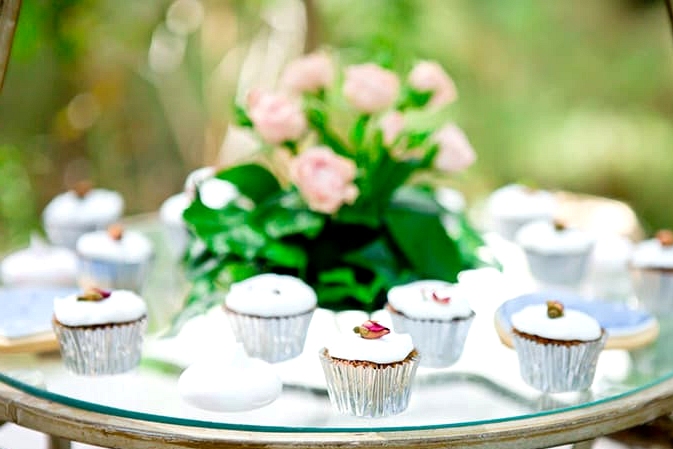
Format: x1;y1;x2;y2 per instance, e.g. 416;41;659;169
2;175;673;449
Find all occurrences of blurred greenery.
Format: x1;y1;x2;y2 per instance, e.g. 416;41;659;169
1;0;672;252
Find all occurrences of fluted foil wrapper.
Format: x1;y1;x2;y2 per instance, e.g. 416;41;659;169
523;250;592;286
630;267;673;316
319;349;420;418
512;331;606;393
389;310;474;368
77;255;153;292
53;318;147;375
226;308;314;363
45;223;100;250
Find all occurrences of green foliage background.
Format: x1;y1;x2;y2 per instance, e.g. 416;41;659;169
1;0;672;252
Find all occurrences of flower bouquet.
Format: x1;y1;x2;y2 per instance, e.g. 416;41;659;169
174;53;495;329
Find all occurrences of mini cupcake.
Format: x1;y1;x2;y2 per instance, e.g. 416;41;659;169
1;235;77;287
386;280;474;368
76;224;153;292
52;288;147;375
42;181;124;249
223;273;316;363
629;230;673;315
319;320;419;418
511;300;606;393
587;234;633;301
515;220;594;287
486;184;557;241
159;192;191;257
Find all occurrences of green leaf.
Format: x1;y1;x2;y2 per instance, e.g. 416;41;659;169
397;85;432;110
343;237;415;287
350;114;370;148
215;164;281;204
261;241;307;269
234;104;253;127
384;200;463;282
261;208;325;239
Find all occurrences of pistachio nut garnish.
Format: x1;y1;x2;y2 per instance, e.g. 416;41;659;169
77;288;111;302
73;180;93;198
656;229;673;247
553;220;566;232
107;224;124;241
546;300;564;319
353;320;390;339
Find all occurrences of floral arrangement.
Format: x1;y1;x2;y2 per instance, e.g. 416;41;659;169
174;52;494;329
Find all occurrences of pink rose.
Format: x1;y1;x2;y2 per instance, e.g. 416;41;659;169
280;52;334;94
432;124;476;172
247;90;306;144
289;146;359;214
379;111;405;146
343;63;400;114
408;61;457;108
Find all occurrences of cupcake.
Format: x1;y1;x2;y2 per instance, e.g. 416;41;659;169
76;224;153;292
629;230;673;315
319;320;419;418
515;220;594;287
223;273;316;363
587;234;634;301
486;184;557;240
42;181;124;249
52;288;147;375
159;192;191;257
1;235;77;287
386;280;474;368
510;300;606;393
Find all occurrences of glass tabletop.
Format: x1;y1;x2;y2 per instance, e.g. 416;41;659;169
1;217;672;434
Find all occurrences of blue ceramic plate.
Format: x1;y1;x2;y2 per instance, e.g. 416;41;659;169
0;287;77;339
495;291;658;350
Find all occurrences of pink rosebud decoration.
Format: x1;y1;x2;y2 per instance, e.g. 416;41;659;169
247;90;307;144
343;63;400;114
408;61;458;108
431;290;451;304
353;320;390;339
290;146;359;214
280;52;334;94
432;124;476;173
379;111;405;146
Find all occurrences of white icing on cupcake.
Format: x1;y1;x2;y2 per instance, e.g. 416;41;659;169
487;184;556;219
184;166;216;199
178;344;282;412
76;229;153;263
159;192;190;225
387;280;473;320
53;289;147;326
511;304;602;341
631;238;673;269
198;178;240;210
1;235;77;286
325;331;414;364
225;273;317;317
515;220;594;254
435;187;466;213
43;189;124;226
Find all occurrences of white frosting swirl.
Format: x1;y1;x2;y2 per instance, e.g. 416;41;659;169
387;280;473;320
487;184;556;219
515;220;594;254
159;192;190;225
53;289;147;326
43;189;124;225
511;304;602;341
76;229;153;263
325;331;414;364
1;236;77;286
631;238;673;269
225;274;317;317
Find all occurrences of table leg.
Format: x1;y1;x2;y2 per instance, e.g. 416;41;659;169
48;435;71;449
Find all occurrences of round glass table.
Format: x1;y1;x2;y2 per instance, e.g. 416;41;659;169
1;217;673;449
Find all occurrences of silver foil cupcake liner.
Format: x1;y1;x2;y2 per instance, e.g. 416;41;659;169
53;317;147;375
523;249;592;287
225;308;314;363
44;222;101;250
389;310;474;368
630;267;673;316
512;331;606;393
77;255;153;292
319;348;420;418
